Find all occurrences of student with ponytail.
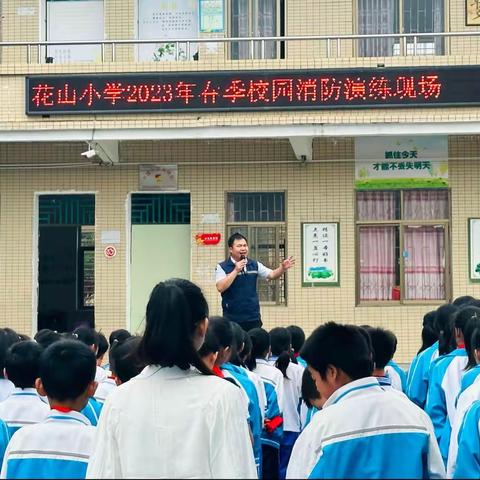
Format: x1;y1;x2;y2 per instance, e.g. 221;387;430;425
86;278;256;479
268;327;303;480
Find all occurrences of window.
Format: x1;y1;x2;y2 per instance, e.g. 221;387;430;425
45;0;104;63
137;0;199;61
79;227;95;308
226;192;286;304
356;189;450;303
358;0;444;57
230;0;285;59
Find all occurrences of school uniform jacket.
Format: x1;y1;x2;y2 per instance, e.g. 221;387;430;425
93;378;117;405
0;388;50;437
407;341;439;408
286;377;445;479
86;365;257;479
0;409;94;479
385;360;407;392
425;348;467;464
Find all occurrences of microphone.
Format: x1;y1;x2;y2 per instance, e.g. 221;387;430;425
240;255;246;275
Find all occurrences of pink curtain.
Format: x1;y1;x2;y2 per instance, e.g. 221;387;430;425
403;190;449;220
359;226;397;300
404;226;445;300
358;192;397;301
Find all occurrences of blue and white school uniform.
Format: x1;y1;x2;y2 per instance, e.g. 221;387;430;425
93;378;116;405
268;356;303;479
458;364;480;399
221;363;263;475
286;377;445;479
80;398;103;426
0;388;49;437
0;381;14;404
0;409;94;479
425;348;468;464
447;376;480;477
407;341;439;408
452;400;480;479
385;360;407;392
95;366;107;384
242;367;267;425
0;420;9;468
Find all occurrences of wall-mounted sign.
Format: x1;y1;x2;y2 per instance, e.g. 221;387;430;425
469;218;480;282
139;165;178;191
199;0;224;33
195;233;221;245
25;65;480;115
104;245;117;258
355;136;448;189
302;223;339;287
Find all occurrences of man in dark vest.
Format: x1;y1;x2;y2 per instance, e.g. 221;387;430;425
215;232;295;331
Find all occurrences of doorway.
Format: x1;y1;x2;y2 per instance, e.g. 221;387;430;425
37;194;95;332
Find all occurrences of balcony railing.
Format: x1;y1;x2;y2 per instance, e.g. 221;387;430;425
1;31;479;64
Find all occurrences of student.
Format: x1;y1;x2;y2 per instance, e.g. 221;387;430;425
268;327;303;480
0;329;20;402
426;304;472;464
93;333;119;403
108;336;144;385
0;421;9;469
96;333;108;369
198;328;221;371
210;317;263;476
86;278;257;479
286;322;445;479
102;329;132;372
407;311;439;407
457;310;480;396
247;328;284;480
1;340;97;479
73;327;107;384
384;331;407;392
447;325;480;477
286;325;306;368
34;329;61;349
0;341;49;437
300;368;324;430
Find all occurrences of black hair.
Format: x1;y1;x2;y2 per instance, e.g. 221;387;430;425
270;327;292;378
227;232;248;248
423;311;437;329
207;316;233;349
137;278;212;375
286;325;306;354
471;327;480;351
108;329;131;348
229;322;246;367
241;333;252;364
435;303;458;355
97;332;108;359
459;308;480;370
34;329;61;349
246;328;270;371
18;334;31;341
39;340;96;402
453;295;476;307
0;328;21;379
300;322;374;380
301;368;320;409
198;327;221;358
5;341;44;388
418;325;438;354
109;336;145;384
364;327;396;370
73;326;99;349
357;326;374;362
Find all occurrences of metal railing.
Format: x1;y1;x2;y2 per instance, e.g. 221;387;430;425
1;31;479;64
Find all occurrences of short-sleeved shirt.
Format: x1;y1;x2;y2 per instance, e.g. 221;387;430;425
215;257;271;282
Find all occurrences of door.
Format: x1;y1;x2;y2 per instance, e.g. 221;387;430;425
130;193;191;334
37;195;95;332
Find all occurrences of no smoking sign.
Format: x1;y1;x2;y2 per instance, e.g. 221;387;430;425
104;245;117;259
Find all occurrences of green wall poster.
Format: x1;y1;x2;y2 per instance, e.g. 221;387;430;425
354;136;448;189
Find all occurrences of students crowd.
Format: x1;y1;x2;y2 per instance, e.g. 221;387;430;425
0;281;479;478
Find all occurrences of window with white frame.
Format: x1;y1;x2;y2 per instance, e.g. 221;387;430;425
230;0;285;60
356;189;450;303
45;0;104;63
226;192;286;305
137;0;199;61
358;0;444;57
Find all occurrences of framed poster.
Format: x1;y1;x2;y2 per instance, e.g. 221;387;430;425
199;0;224;33
139;165;178;191
302;222;339;287
469;218;480;282
467;0;480;25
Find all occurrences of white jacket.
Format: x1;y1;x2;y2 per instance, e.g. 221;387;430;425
86;365;257;479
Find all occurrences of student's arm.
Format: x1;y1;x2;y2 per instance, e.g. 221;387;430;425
86;401;123;479
267;256;295;280
407;353;428;408
215;262;244;293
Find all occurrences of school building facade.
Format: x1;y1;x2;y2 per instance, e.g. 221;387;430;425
1;0;480;362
